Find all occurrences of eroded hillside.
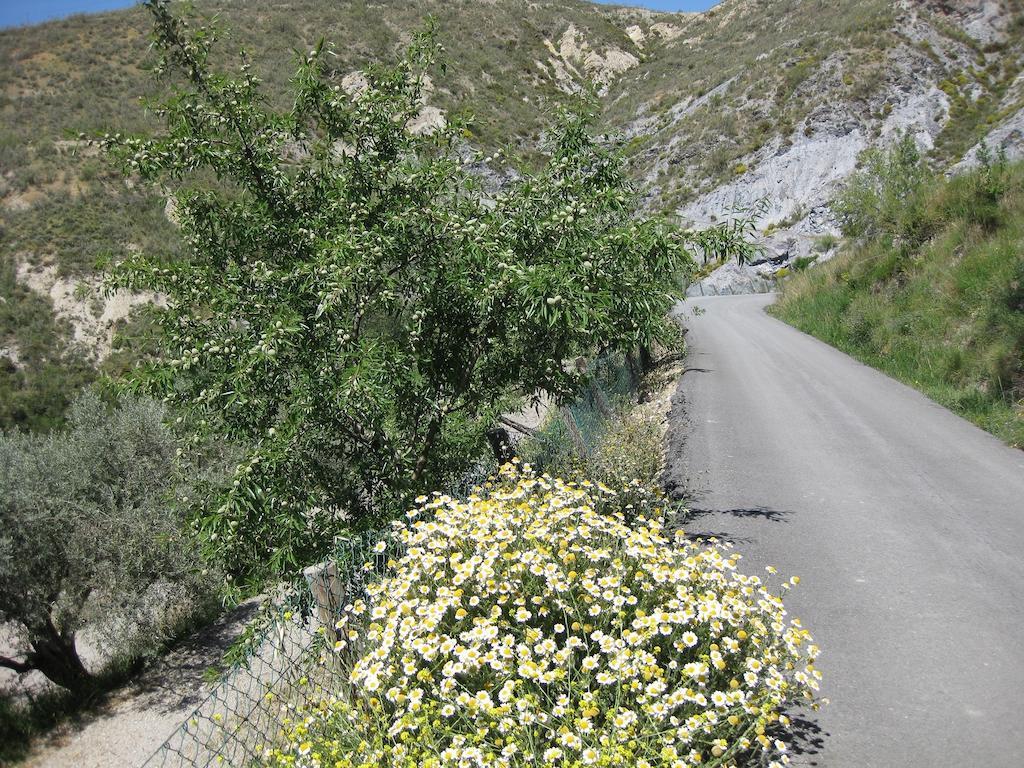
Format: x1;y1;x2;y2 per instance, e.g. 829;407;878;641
610;1;1023;237
0;0;1022;429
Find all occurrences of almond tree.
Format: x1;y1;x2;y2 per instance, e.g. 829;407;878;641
107;1;746;586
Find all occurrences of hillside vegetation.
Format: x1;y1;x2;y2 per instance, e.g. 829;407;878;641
2;0;1022;431
0;8;773;758
773;148;1024;447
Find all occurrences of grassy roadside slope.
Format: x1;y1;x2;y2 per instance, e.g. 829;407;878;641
772;160;1024;448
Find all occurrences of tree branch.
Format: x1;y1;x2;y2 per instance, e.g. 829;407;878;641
150;1;278;207
498;416;537;437
0;654;33;675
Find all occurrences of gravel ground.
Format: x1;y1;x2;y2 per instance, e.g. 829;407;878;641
7;601;260;768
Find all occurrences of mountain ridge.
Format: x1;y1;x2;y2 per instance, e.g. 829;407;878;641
1;0;1022;428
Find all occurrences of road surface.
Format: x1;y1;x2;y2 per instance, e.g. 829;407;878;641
666;294;1024;767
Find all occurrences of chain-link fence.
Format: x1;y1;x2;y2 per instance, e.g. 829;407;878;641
139;359;638;768
514;352;640;470
140;619;324;768
139;532;395;768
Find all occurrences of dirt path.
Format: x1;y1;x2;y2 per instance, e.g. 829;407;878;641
10;601;259;768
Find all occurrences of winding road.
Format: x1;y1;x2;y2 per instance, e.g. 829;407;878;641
666;294;1024;767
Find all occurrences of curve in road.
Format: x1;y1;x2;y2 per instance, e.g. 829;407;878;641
666;293;1024;767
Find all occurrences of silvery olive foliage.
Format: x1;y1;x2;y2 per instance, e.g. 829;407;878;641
0;392;208;693
106;1;744;585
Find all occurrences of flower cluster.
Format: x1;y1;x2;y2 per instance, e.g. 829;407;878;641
264;465;820;768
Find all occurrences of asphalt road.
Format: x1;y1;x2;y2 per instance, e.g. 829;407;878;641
666;293;1024;768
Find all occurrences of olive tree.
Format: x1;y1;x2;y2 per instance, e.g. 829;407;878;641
106;1;744;585
0;392;207;694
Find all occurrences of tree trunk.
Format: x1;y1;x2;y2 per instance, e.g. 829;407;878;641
498;416;538;437
638;343;655;373
28;618;95;696
0;654;32;675
412;414;443;483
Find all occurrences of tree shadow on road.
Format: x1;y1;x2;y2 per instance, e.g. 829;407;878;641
666;504;793;546
684;506;793;523
771;709;829;766
684;531;757;545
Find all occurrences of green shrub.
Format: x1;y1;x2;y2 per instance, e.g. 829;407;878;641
937;143;1009;231
844;305;874;347
103;2;760;587
263;466;821;768
0;391;211;694
589;408;664;490
813;233;839;253
832;132;931;247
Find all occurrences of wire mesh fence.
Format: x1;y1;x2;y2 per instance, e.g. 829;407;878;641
139;357;638;767
515;351;641;469
140;620;325;768
139;532;394;768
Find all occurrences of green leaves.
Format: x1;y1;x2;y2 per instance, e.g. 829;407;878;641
833;132;931;247
0;392;212;687
106;3;714;587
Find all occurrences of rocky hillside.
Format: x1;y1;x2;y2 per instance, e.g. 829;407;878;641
1;0;1022;428
607;0;1024;293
